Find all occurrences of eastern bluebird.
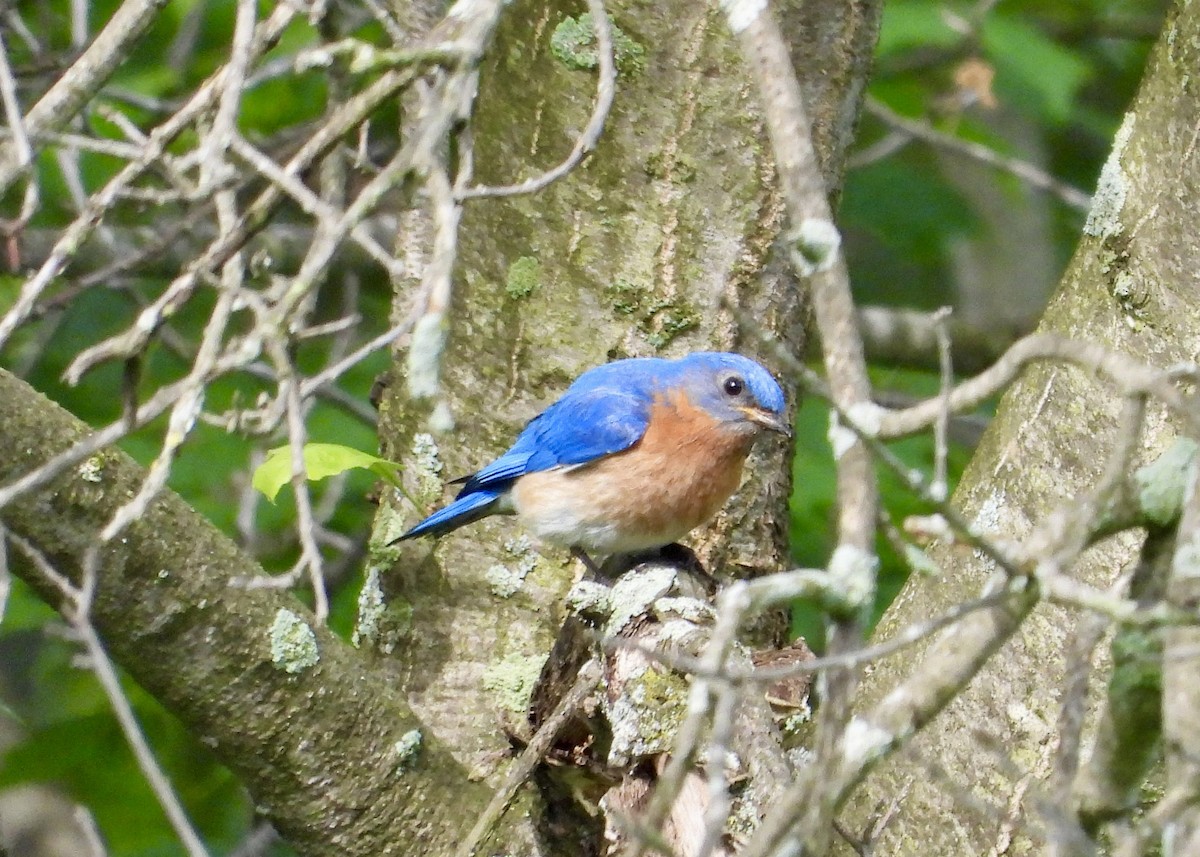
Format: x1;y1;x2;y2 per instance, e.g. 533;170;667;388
398;352;789;558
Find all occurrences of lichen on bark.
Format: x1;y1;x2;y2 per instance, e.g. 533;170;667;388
840;4;1200;852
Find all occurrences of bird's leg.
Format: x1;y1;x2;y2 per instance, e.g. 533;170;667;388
598;553;638;577
570;547;604;577
607;543;715;595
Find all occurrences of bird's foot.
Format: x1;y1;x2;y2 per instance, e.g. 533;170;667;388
585;543;710;583
570;547;604;577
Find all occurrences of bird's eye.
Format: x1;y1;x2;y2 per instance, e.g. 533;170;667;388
722;375;744;396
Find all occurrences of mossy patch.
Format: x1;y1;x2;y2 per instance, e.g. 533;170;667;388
604;278;700;351
550;13;646;76
647;303;701;350
409;432;445;506
607;663;689;763
485;535;540;597
644;150;697;183
368;502;408;566
482;652;547;712
353;566;413;653
609;278;644;316
505;256;542;300
392;729;423;772
77;453;114;483
1135;438;1197;527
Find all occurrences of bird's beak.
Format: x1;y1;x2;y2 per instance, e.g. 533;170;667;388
740;406;792;438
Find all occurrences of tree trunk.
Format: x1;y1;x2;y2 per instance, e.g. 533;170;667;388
839;2;1200;852
374;0;878;852
0;0;884;853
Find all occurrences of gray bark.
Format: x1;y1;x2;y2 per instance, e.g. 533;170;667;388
0;368;494;857
376;0;879;851
1;0;884;853
839;3;1200;852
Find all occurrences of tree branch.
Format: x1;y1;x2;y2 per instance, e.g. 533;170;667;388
0;367;491;857
0;0;172;195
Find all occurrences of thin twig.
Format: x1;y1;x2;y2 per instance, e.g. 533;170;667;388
721;5;878;851
864;98;1093;211
198;0;257;192
8;534;210;857
619;583;751;857
0;4;299;353
229;134;404;278
99;290;238;541
0;0;174;195
876;334;1200;439
613;589;1011;684
458;0;616;200
455;660;602;857
0;31;40;233
932;306;953;501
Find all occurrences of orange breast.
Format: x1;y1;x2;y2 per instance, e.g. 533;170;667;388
511;390;755;553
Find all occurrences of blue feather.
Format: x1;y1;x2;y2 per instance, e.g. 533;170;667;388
397;351;787;543
399;490;503;540
454;452;534;495
399;382;652;540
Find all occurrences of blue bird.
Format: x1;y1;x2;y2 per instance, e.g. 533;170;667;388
399;352;789;556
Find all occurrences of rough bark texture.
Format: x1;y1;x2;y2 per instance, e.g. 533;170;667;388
777;0;881;195
0;0;884;854
378;0;796;834
0;368;496;857
374;0;879;851
839;3;1200;853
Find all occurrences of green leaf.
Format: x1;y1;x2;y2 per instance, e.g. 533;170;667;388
876;0;961;59
252;443;401;503
982;14;1092;123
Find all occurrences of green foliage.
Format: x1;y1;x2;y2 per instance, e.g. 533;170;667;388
0;607;258;854
253;443;401;503
789;367;978;650
0;1;390;847
875;0;962;58
981;16;1092;123
841;157;978;272
818;0;1165;653
844;0;1164;310
0;0;1169;851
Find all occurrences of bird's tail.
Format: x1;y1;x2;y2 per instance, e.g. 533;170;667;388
395;490;503;542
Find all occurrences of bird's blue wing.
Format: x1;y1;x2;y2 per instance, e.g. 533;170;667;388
453;451;534;493
524;387;651;470
398;489;502;540
399;382;652;541
457;387;651;495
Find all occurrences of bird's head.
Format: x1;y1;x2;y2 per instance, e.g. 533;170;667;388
677;352;790;437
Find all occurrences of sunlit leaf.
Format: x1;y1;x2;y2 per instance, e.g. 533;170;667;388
252;443;402;503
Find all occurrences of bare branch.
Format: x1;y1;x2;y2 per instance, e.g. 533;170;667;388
877;333;1200;439
721;4;878;849
0;0;173;194
7;532;211;857
864;98;1093;211
455;660;603;857
1162;446;1200;849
